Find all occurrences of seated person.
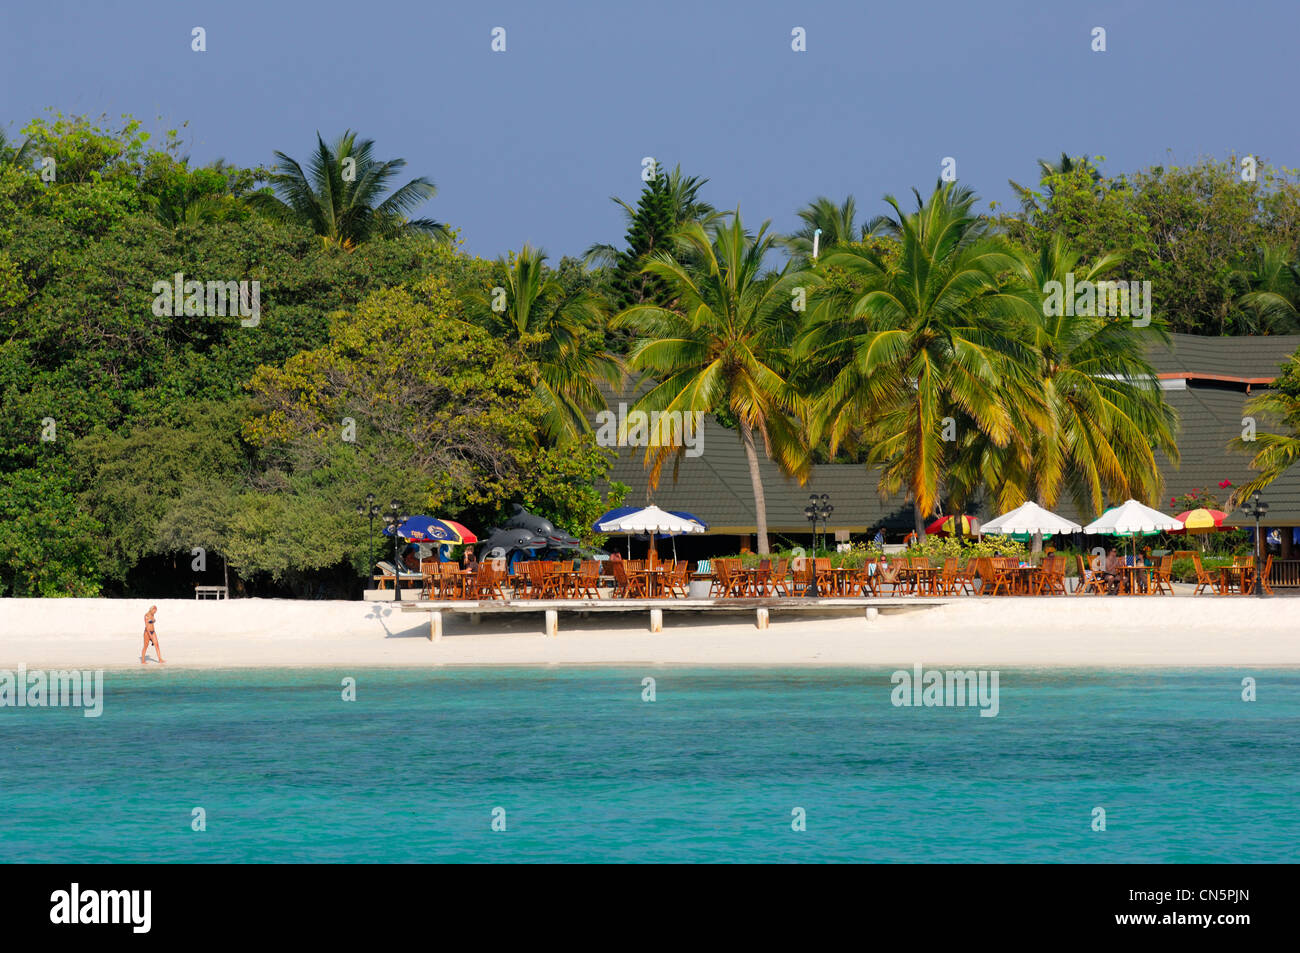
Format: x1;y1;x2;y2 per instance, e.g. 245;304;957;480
1101;548;1123;594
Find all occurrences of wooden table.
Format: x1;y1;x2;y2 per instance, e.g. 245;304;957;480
910;567;941;596
826;567;858;596
1012;566;1041;595
1121;565;1153;594
639;568;671;598
1219;565;1253;594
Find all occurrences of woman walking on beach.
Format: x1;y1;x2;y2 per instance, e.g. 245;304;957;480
141;606;165;663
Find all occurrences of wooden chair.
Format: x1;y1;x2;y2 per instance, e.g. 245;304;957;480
527;561;561;599
611;560;647;598
937;557;960;596
988;558;1015;596
789;557;814;596
950;559;977;595
673;560;693;597
472;563;507;601
574;561;602;599
1037;555;1067;595
717;559;749;598
876;558;903;595
1244;554;1275;595
850;562;879;597
509;561;532;599
1074;554;1104;595
1191;554;1220;595
1151;555;1175;595
771;558;792;596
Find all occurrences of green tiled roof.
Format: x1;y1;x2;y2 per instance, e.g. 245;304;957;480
1146;333;1300;380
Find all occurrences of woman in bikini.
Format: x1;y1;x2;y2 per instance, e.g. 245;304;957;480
141;605;164;663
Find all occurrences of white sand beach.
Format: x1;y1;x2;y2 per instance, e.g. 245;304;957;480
0;595;1296;669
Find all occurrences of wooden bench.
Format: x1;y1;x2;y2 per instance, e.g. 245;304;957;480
195;585;228;600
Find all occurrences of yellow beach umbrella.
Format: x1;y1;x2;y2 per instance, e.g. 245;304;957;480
926;514;980;535
1173;508;1227;534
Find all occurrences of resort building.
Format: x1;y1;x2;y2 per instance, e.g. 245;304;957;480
601;334;1300;568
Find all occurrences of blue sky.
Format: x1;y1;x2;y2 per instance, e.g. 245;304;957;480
3;0;1298;260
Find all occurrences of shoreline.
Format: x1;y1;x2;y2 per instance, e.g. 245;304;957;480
2;596;1298;670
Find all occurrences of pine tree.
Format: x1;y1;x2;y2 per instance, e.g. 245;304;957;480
610;174;677;310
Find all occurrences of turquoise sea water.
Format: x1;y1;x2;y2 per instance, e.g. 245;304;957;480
1;667;1296;863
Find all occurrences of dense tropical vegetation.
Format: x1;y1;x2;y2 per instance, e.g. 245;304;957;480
1;111;1298;592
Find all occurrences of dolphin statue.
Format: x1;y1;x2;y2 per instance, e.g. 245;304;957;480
504;504;580;549
477;526;548;561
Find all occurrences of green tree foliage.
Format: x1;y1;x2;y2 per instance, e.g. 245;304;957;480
466;244;620;444
1003;156;1300;335
802;183;1039;536
615;212;809;553
783;195;865;263
1232;350;1300;502
257;130;449;249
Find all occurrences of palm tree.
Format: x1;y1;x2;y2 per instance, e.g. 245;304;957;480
258;131;448;249
0;129;35;168
798;183;1041;538
470;244;621;444
1231;351;1300;502
615;213;810;553
1010;152;1103;205
783;195;864;262
1234;244;1300;333
982;236;1179;516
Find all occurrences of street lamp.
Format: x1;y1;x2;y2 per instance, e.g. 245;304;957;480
383;499;410;601
1242;492;1269;598
804;494;819;553
803;493;834;555
356;493;380;587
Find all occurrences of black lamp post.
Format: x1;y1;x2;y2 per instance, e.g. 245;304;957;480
804;493;835;554
816;494;834;552
1242;492;1269;598
383;499;410;601
804;495;819;553
356;493;380;585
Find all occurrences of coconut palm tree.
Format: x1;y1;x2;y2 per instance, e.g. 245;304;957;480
257;131;448;249
1234;244;1300;333
470;244;621;445
1231;351;1300;502
0;129;35;168
980;236;1179;516
798;183;1042;538
614;213;810;553
783;195;865;262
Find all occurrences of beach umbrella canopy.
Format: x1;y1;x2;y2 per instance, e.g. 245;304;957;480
597;505;707;535
1173;508;1227;534
1083;500;1182;536
981;501;1082;537
658;510;708;538
597;505;706;561
926;514;980;536
382;515;477;544
592;506;640;533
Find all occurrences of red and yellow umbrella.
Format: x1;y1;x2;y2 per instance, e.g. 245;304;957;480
926;514;981;536
1173;508;1227;534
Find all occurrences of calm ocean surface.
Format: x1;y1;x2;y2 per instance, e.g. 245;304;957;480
1;667;1296;863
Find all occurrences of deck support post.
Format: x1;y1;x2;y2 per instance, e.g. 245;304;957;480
429;610;443;642
865;607;879;622
469;613;481;625
755;607;770;630
544;609;558;637
649;608;663;632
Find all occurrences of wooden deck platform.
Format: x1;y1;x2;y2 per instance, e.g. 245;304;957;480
397;596;951;640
